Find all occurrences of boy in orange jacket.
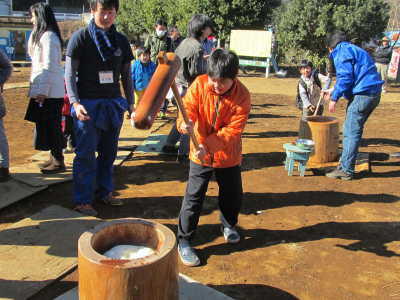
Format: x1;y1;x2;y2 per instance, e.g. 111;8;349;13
177;49;251;266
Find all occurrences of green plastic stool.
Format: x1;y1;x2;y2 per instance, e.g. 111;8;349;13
283;143;312;176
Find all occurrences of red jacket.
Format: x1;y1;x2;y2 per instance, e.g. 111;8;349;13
62;82;71;116
178;74;251;168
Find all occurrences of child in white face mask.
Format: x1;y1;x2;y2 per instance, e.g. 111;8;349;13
144;19;173;63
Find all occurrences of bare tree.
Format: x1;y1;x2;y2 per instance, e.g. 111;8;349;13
386;0;400;30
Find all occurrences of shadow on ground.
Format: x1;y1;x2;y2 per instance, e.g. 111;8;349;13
361;138;400;147
249;113;295;119
243;131;298;139
195;221;400;261
210;283;299;300
241;191;399;212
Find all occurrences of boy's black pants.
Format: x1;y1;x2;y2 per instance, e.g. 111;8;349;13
178;161;243;242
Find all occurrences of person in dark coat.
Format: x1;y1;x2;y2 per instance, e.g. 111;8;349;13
373;36;392;93
169;26;184;51
0;49;12;182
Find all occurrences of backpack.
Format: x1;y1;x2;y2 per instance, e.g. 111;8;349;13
295;71;321;110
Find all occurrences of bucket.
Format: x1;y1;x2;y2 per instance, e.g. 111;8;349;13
78;219;178;300
299;116;339;163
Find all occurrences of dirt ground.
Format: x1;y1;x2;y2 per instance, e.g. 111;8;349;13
1;68;400;300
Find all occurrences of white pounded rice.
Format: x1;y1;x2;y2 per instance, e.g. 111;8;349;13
103;245;155;260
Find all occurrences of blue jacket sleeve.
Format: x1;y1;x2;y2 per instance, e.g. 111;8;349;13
131;62;136;90
331;48;355;101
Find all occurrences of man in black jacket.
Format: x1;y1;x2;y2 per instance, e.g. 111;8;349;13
65;0;134;216
373;36;392;93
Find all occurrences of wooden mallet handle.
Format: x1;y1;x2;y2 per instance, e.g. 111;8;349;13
170;82;200;151
313;94;324;116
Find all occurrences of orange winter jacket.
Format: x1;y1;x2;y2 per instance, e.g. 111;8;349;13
177;74;251;168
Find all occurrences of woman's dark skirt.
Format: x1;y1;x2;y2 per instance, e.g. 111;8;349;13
25;98;64;159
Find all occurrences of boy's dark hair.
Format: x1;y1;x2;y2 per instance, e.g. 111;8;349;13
156;19;168;27
207;49;239;80
169;25;179;34
90;0;119;12
299;59;313;69
188;14;214;40
327;31;348;49
136;47;150;57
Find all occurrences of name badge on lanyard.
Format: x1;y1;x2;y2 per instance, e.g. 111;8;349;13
99;71;114;84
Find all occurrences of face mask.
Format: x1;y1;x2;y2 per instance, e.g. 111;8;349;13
156;30;167;38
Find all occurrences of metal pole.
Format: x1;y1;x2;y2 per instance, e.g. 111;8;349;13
265;57;270;78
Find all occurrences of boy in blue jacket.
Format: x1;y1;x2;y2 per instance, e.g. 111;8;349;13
324;31;383;180
131;47;156;111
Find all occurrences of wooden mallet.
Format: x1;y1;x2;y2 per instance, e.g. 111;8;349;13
133;52;199;150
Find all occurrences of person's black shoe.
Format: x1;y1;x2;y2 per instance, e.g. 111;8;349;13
177;154;189;165
0;168;11;182
162;144;178;154
41;159;66;174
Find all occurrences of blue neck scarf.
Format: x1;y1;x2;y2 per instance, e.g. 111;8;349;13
88;19;117;62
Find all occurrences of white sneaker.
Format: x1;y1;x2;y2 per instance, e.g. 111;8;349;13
221;226;240;244
178;240;200;267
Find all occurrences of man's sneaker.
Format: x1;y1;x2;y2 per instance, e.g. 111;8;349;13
390;152;400;158
74;204;98;217
325;167;353;180
178;240;200;267
101;193;123;206
221;226;240;244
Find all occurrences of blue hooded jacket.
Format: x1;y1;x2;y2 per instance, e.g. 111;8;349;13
330;42;383;101
131;60;156;91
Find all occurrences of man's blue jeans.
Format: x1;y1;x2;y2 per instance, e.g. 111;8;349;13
339;94;380;175
72;98;127;205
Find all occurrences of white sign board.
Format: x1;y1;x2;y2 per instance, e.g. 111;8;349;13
230;30;273;58
388;48;400;81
